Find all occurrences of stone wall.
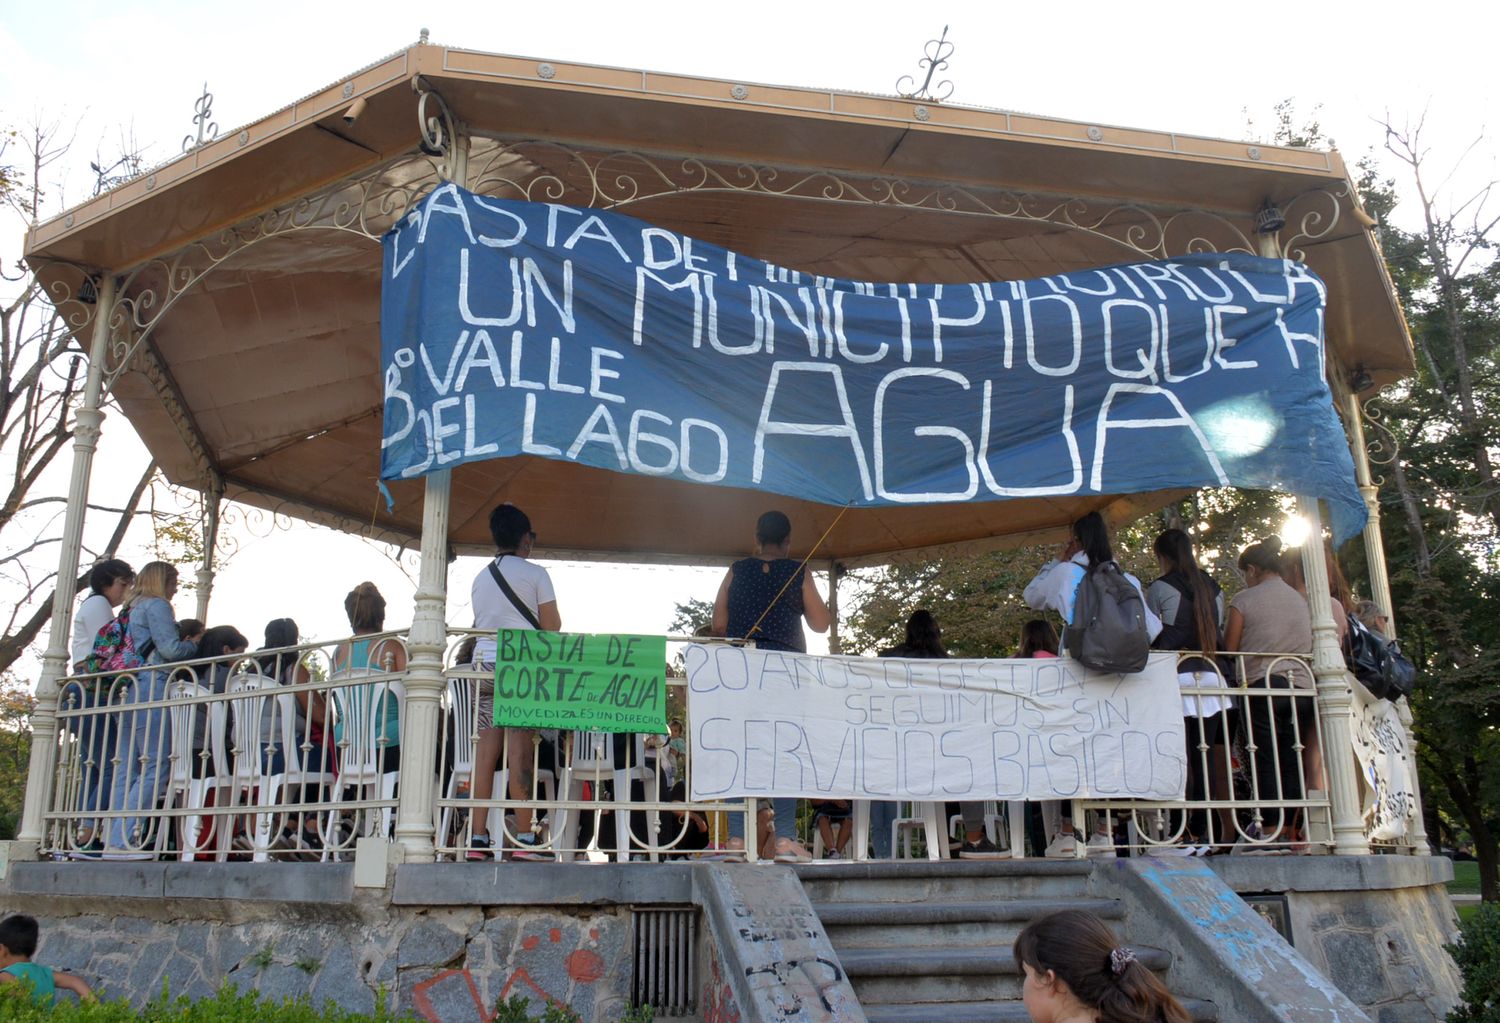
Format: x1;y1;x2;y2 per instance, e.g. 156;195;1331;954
1207;856;1462;1023
1;861;692;1022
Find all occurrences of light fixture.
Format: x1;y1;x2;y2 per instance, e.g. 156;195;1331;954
1256;200;1287;235
342;97;367;126
1350;364;1375;393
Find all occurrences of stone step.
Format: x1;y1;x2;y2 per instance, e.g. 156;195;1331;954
817;897;1124;949
862;997;1219;1023
839;944;1173;1006
797;860;1093;904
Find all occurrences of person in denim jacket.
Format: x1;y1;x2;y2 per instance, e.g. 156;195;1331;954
104;561;199;858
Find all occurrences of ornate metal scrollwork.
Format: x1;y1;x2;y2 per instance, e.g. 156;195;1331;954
414;77;460;180
896;26;955;102
464;134;1260;261
182;84;220;153
100;151;443;391
1278;183;1348;263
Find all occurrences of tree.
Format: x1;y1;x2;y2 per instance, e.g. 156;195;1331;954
1355;119;1500;899
0;117;195;677
0;673;35;838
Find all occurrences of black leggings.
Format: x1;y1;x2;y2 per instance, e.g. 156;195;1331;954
1246;675;1315;821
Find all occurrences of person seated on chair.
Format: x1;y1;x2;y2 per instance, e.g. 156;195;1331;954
811;799;853;859
331;582;408;773
712;510;830;862
468;504;561;861
258;618;330;857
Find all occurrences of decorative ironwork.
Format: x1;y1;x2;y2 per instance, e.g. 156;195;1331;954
464;134;1260;261
1278;183;1348;263
413;77;460;179
99;150;442;390
896;25;954;103
182;83;220;153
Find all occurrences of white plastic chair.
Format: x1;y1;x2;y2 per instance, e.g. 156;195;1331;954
221;671;294;862
851;800;944;861
554;731;650;862
161;679;225;861
323;668;405;859
438;674;480;855
947;800;1027;855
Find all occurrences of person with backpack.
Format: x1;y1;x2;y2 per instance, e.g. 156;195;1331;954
1023;512;1161;858
1146;529;1233;853
104;561;201;859
62;559;134;855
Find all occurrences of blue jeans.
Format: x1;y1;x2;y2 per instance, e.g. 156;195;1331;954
107;670;170;852
61;683;121;833
728;798;798;845
868;801;899;858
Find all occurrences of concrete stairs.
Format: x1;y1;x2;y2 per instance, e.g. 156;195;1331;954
796;860;1217;1023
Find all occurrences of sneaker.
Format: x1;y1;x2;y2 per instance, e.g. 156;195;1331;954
959;836;1007;859
510;833;553;861
1085;832;1117;858
68;838;105;861
825;849;841;860
466;834;494;862
1044;833;1081;859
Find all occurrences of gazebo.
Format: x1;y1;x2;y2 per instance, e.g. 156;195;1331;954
18;37;1416;864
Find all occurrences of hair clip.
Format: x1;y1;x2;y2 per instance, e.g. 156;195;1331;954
1109;946;1137;977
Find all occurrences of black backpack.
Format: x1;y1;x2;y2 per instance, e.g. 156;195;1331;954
1344;614;1415;701
1064;561;1151;674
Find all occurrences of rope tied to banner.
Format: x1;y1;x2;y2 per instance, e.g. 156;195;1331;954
742;501;853;646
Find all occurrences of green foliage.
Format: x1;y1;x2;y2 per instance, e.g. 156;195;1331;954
668;599;714;636
1446;902;1500;1023
248;946;275;970
620;1005;654;1023
540;1002;582;1023
295;956;321;975
0;981;419;1021
493;994;533;1023
0;674;35;840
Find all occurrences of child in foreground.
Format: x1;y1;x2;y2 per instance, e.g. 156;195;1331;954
1013;909;1189;1023
0;914;94;1006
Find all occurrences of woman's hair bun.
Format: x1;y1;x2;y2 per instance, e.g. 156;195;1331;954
1261;536;1283;555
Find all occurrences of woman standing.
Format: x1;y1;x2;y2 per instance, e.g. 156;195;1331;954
1223;537;1314;848
1146;529;1232;852
712;510;830;861
64;559;134;854
104;562;200;858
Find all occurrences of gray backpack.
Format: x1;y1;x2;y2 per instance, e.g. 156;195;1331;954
1064;561;1150;673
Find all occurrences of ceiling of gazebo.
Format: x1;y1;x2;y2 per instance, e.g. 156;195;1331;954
25;43;1414;565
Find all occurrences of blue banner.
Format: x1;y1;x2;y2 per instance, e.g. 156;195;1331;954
380;185;1365;541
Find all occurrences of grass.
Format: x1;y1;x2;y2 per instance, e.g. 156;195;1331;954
1449;861;1481;896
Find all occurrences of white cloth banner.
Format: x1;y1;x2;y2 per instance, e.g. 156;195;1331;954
686;645;1186;802
1348;682;1418;842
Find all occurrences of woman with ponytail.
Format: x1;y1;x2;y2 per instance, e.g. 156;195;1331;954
1013;909;1190;1023
1223;536;1314;848
1146;528;1232;852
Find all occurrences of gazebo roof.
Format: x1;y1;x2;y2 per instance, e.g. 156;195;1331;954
24;43;1412;566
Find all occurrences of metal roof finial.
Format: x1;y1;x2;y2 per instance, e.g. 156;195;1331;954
896;26;955;103
181;83;220;153
419;27;430;44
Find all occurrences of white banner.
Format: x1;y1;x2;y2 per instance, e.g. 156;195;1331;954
686;646;1186;801
1349;683;1418;842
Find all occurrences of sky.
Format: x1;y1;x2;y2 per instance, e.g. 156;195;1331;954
2;0;1497;673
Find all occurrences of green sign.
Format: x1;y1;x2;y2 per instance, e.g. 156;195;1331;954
491;630;667;733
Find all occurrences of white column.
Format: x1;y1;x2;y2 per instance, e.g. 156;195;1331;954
15;277;117;852
194;482;224;623
390;130;466;863
1344;391;1430;854
1298;496;1371;855
392;469;451;862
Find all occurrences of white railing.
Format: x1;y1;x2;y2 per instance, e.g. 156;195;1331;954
40;636;1397;864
